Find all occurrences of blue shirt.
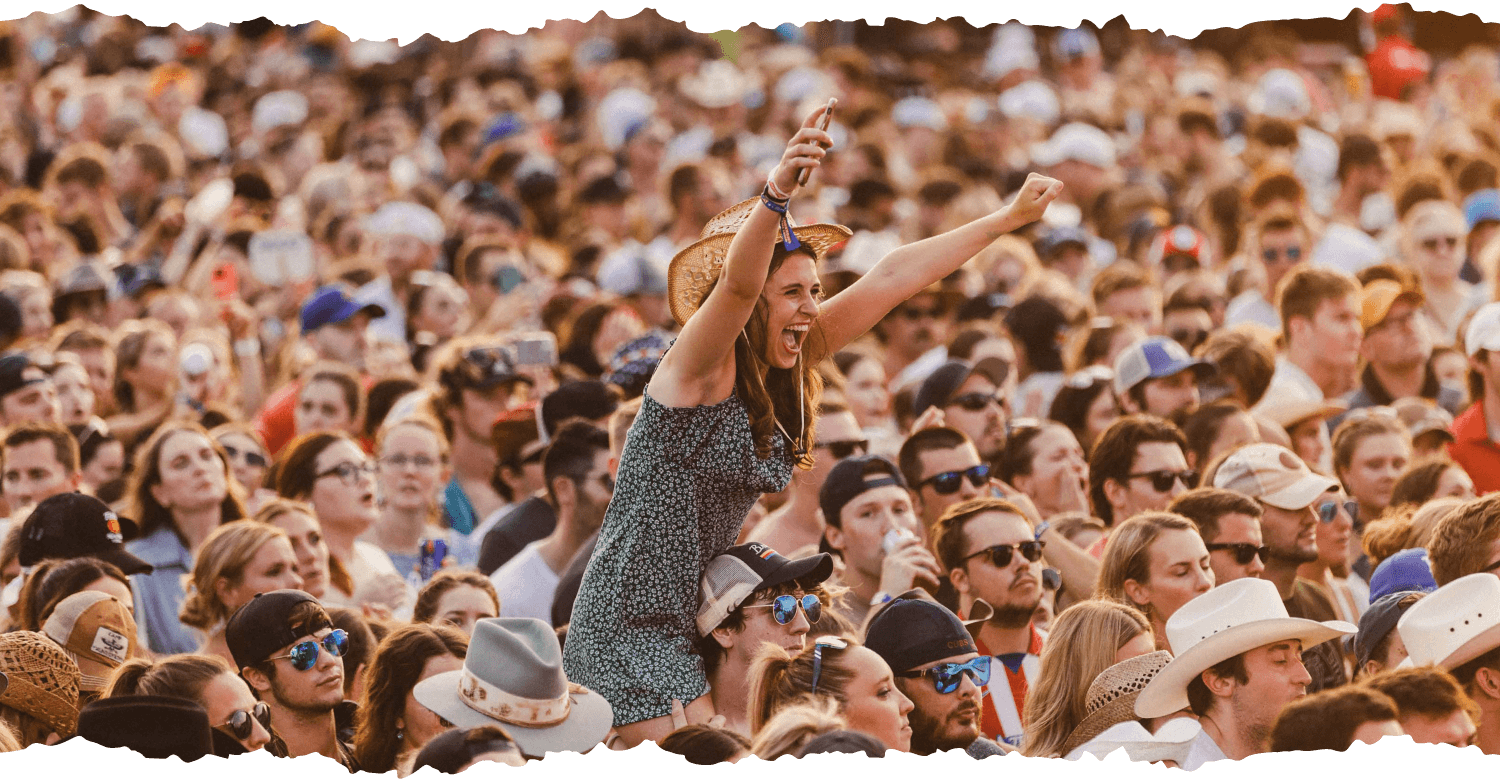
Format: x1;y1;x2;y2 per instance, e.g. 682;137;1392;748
127;525;202;655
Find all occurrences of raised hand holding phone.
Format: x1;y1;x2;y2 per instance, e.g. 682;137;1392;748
795;98;837;188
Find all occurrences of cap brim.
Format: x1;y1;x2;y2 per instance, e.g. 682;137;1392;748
1260;473;1341;511
756;553;835;592
1150;358;1213;382
413;671;613;757
98;547;155;576
1135;617;1355;718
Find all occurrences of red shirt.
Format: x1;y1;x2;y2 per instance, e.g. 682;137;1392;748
1448;401;1500;495
971;624;1045;749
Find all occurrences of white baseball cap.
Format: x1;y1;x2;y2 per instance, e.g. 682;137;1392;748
1465;302;1500;357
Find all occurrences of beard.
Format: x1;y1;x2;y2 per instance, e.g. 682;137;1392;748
907;696;981;755
1266;540;1318;565
988;598;1042;629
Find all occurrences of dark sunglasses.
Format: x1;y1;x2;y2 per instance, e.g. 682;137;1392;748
744;594;823;626
1129;469;1197;493
221;443;268;469
218;701;272;741
816;439;869;460
1206;542;1270;566
1262;246;1303;263
917;464;990;495
964;540;1046;568
810;635;848;696
898;655;992;694
1420;236;1460;252
899;305;947;321
950;391;1006;412
1170;328;1209;351
269;628;348;672
1318;500;1359;526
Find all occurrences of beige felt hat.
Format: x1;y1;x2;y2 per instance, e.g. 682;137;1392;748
667;198;851;326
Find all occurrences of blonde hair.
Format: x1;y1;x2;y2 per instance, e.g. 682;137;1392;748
748;697;847;760
1020;599;1152;758
1363;496;1463;570
0;719;21;752
179;521;291;630
1095;512;1202;616
747;638;858;735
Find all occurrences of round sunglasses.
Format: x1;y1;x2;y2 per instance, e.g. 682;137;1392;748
269;628;349;672
816;439;869;460
963;540;1046;568
918;464;990;496
218;701;272;741
898;655;993;694
744;594;823;626
1206;542;1270;566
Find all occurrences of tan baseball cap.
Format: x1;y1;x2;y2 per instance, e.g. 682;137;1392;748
42;591;138;689
1360;279;1423;332
1212;443;1338;511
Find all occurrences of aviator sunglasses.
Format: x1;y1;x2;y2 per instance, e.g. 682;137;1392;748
898;655;993;694
744;594;823;625
269;628;349;672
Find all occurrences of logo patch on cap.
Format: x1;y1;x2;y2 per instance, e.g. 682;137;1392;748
104;512;123;544
91;626;129;664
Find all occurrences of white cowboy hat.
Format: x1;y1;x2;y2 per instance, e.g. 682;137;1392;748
1134;578;1355;719
413;618;612;757
1396;573;1500;670
1064;718;1201;765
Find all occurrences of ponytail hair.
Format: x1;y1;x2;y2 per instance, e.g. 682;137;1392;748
104;654;231;701
747;639;857;735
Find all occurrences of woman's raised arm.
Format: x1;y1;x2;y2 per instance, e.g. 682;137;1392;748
809;173;1063;361
650;105;835;407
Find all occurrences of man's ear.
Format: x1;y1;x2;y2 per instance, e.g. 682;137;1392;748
1103;477;1129;516
825;524;846;556
242;666;272;696
1202;668;1236;698
710;625;736;652
1474;666;1500;700
949;565;971;598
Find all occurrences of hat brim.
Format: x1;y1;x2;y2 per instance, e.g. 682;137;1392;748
1134;617;1354;719
1259;400;1349;429
97;546;155;576
1260;473;1341;512
756;552;835;592
668;198;852;326
1437;623;1500;671
413;671;613;757
1064;718;1201;764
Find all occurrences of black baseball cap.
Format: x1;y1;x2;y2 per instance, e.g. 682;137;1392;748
1349;590;1425;672
413;727;520;774
225;590;331;671
912;357;1010;416
76;695;214;761
17;492;151;575
864;593;978;674
0;353;46;400
722;543;834;591
819;455;909;529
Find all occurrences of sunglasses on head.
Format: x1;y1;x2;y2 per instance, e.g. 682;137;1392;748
269;628;348;672
1206;542;1270;566
898;655;992;695
917;464;990;495
810;635;848;696
1420;236;1460;252
950;391;1006;412
221;443;268;469
1318;500;1359;526
1065;365;1114;389
1262;246;1303;263
744;594;823;626
816;439;869;460
964;540;1046;568
1129;469;1197;493
218;701;272;741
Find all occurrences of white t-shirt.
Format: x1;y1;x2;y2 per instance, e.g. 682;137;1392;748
492;541;560;622
326;541;415;618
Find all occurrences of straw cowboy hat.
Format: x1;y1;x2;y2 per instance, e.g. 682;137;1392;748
1060;650;1174;757
413;617;612;757
667;198;851;326
1134;579;1355;719
0;631;82;737
1397;573;1500;670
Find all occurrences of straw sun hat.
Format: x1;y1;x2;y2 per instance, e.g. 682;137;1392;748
1058;650;1173;758
667;198;851;326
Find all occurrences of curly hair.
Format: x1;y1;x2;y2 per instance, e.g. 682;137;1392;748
411;571;499;627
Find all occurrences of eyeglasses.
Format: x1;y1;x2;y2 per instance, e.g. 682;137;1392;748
898;306;947;321
380;454;440;471
949;391;1006;412
809;635;848;696
218;702;272;741
963;540;1046;568
1262;246;1303;263
744;594;823;625
816;439;869;460
917;464;990;495
269;628;348;672
1206;542;1271;566
221;443;268;469
1128;469;1197;492
1318;500;1359;525
898;656;992;694
1064;365;1114;389
315;461;376;485
1420;235;1460;252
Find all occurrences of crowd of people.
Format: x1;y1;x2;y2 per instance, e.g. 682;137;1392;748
0;2;1499;773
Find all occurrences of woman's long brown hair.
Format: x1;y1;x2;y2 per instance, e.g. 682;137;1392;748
700;245;825;469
